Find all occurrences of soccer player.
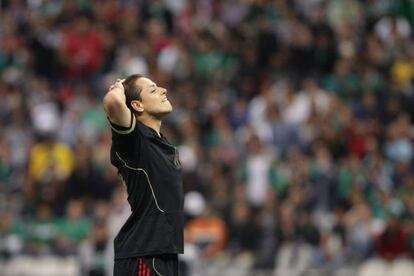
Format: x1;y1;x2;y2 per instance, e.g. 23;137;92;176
103;75;184;276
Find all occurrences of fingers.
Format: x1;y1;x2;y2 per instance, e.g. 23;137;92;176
113;81;123;89
109;78;125;91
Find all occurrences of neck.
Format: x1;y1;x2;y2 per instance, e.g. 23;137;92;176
137;114;162;136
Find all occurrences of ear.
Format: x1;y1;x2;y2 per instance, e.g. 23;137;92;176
131;100;144;113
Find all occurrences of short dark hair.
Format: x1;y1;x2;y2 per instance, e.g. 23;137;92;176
123;74;144;114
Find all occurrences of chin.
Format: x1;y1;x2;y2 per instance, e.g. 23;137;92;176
165;102;173;112
158;106;173;118
165;106;173;114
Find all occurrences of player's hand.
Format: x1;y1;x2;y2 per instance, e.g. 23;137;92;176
108;78;126;98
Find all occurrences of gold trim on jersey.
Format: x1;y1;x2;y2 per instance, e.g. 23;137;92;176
110;114;136;134
115;151;165;213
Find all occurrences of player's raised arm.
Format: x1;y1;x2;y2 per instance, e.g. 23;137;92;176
103;79;132;127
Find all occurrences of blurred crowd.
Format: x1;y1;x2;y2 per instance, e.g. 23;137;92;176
1;0;414;275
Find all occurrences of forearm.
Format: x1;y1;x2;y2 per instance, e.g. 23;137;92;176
103;80;131;127
104;91;125;113
104;90;126;111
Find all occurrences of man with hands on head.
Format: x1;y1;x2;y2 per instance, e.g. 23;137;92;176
103;75;184;276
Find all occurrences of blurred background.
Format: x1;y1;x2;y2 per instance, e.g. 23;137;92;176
0;0;414;275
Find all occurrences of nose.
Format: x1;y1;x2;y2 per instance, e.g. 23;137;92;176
162;88;167;95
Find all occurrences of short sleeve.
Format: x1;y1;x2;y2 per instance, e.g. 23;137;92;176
108;110;136;135
109;111;140;164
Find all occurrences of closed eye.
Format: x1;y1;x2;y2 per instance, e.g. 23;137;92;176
149;84;157;93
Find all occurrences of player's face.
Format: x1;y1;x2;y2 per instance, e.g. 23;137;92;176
135;77;172;117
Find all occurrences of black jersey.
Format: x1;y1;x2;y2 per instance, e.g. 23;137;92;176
109;113;184;259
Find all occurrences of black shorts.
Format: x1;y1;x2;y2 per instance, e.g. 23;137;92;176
114;254;179;276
